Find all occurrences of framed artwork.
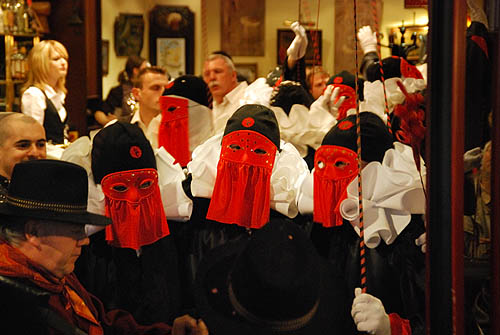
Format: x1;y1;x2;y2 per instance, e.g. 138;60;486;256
277;29;322;66
404;0;427;8
102;40;109;75
114;14;144;56
156;37;186;78
221;0;265;56
235;63;258;83
149;6;194;76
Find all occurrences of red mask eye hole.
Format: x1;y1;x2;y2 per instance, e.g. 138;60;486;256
168;106;177;112
335;161;348;168
254;148;267;155
229;144;241;150
139;179;153;189
317;161;325;169
112;184;128;192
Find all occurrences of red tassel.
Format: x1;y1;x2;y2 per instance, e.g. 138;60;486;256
393;81;426;172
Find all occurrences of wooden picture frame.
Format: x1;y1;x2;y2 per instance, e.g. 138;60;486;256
235;63;258;83
149;6;194;75
102;40;109;75
277;29;322;66
113;14;144;56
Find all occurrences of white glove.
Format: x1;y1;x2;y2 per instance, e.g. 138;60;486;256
467;0;489;30
351;288;391;335
464;147;483;173
358;25;378;54
287;21;308;60
317;85;346;119
415;232;426;253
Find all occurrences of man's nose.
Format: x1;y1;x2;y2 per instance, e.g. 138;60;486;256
28;144;45;159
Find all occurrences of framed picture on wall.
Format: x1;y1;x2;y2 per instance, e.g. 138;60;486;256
277;29;322;66
220;0;265;56
156;37;186;78
114;14;144;56
235;63;258;83
149;6;194;76
102;40;109;75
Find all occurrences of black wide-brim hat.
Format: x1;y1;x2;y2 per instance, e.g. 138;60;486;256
0;160;110;226
194;219;350;335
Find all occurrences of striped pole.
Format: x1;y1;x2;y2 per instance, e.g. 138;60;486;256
353;0;366;294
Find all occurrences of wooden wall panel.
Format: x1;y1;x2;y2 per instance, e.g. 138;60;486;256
334;0;383;74
48;0;101;136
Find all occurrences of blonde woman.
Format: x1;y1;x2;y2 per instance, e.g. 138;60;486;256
21;40;68;144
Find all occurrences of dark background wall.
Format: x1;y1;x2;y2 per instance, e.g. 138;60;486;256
47;0;101;136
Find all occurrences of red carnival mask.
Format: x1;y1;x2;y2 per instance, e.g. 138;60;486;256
331;84;357;121
101;168;169;249
159;96;190;166
206;130;278;229
313;145;358;227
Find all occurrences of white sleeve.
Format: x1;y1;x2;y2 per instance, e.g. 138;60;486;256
60;136;93;173
155;147;193;221
296;171;314;215
59;137;106;236
306;98;338;150
21;87;47;125
187;133;222;198
270;141;309;218
84;176;106;236
240;77;273;107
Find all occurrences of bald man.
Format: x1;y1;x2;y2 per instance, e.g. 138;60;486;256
0;113;47;200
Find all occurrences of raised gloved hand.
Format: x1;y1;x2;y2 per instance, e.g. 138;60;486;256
464;147;483;173
351;288;391;335
358;25;378;54
467;0;489;30
415;232;426;253
287;21;308;60
311;85;346;119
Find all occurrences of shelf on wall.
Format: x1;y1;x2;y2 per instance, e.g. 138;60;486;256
0;79;25;84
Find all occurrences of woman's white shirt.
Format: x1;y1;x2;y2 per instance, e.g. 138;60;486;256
21;85;67;124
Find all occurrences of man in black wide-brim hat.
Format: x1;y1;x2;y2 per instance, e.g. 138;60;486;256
0;159;204;335
194;218;354;334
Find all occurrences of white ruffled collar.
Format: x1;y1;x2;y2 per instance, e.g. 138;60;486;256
339;142;426;248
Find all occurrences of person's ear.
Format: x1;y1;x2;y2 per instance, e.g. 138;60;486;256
132;87;141;101
25;220;42;249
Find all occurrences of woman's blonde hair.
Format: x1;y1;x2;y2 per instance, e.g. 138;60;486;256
21;40;68;95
